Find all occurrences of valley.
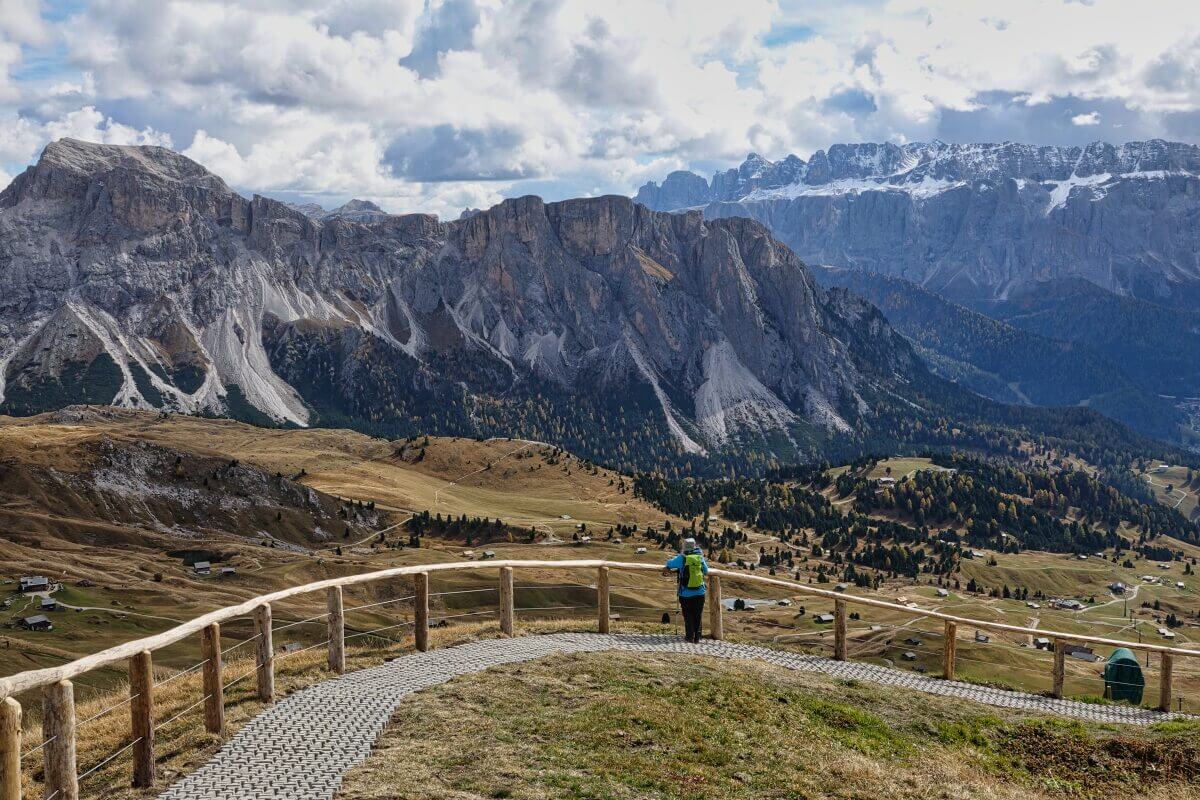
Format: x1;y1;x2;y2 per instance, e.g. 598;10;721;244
1;410;1198;713
4;4;1200;797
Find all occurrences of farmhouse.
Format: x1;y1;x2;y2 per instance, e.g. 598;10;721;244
20;615;52;631
814;613;835;624
1109;582;1127;594
193;561;212;575
974;631;990;644
1065;644;1099;662
18;576;49;593
39;598;58;612
1034;637;1052;650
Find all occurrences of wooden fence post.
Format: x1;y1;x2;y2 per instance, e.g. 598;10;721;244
415;573;429;652
43;680;77;800
1160;653;1174;713
597;567;610;634
708;574;723;641
499;567;514;636
0;697;20;800
942;621;957;680
833;599;847;661
327;587;345;675
129;651;154;789
1052;638;1066;699
254;604;274;703
200;624;224;736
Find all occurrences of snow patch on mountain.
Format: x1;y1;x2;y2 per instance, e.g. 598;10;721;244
1043;172;1113;213
743;175;966;202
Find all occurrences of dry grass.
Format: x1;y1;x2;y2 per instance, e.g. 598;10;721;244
337;651;1200;800
0;409;671;535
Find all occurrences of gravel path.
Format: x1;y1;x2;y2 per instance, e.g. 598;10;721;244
158;632;1188;800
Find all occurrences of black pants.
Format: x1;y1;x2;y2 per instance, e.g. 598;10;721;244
679;594;705;643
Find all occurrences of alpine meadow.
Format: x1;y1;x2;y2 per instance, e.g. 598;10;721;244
0;3;1199;800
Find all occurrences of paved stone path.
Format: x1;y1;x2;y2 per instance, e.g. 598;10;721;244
158;633;1188;800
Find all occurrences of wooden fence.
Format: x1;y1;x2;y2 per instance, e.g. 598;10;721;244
1;558;1197;800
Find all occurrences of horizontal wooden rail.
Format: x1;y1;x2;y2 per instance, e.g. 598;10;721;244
0;557;1195;800
0;560;657;697
705;568;1200;657
2;560;1196;699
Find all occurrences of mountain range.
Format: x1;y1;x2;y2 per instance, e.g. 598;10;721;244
0;138;1182;475
637;139;1200;449
636;139;1200;307
0;138;943;474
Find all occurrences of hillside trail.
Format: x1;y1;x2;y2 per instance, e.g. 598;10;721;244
155;633;1193;800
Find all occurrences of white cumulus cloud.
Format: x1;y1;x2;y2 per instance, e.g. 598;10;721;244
1;0;1200;215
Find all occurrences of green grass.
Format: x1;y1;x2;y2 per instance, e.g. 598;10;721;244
865;457;950;480
336;652;1200;800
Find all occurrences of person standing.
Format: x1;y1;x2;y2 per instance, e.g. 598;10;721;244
665;537;708;643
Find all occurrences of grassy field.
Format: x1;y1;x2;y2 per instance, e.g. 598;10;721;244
0;408;689;684
1140;464;1198;521
865;456;953;480
337;650;1200;800
2;409;1199;723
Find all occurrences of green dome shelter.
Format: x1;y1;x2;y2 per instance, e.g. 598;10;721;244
1104;648;1144;704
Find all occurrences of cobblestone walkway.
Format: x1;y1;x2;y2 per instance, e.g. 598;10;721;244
158;633;1187;800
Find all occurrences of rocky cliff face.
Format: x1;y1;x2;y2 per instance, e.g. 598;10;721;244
0;139;925;467
635;140;1200;305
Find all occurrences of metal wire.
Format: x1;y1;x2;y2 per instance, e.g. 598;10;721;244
514;584;594;591
429;588;499;597
273;612;330;632
276;639;331;660
514;605;592;612
77;736;143;782
345;595;415;613
76;693;139;729
221;633;262;657
157;694;213;730
155;658;211;688
432;610;496;621
345;622;413;642
22;735;53;757
223;666;261;692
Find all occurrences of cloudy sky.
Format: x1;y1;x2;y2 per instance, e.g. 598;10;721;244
2;0;1199;217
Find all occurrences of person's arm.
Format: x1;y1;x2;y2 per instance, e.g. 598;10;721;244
663;554;681;576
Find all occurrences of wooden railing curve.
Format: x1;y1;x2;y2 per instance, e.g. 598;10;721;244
0;559;1196;800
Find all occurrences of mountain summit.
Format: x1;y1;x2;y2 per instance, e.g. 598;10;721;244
0;138;931;469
